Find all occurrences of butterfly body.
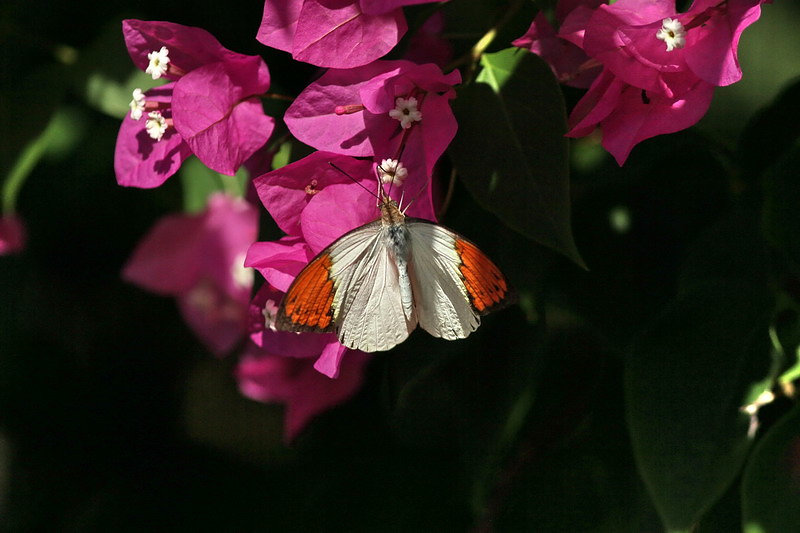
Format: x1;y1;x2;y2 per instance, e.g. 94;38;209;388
276;193;512;352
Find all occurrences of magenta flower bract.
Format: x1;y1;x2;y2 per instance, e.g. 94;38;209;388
559;0;766;164
0;215;26;255
566;69;715;165
115;83;192;188
682;0;768;87
513;11;600;88
284;62;459;218
258;0;442;68
115;20;275;188
244;236;356;378
582;0;767;96
123;193;258;355
404;12;454;68
236;341;369;442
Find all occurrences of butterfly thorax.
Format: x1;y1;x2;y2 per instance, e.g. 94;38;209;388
379;198;405;227
379;198;414;321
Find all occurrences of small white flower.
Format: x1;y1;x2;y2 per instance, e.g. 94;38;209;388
656;18;686;52
378;159;408;186
388;96;422;129
262;299;279;331
145;46;171;79
129;88;146;120
231;253;254;289
145;111;168;141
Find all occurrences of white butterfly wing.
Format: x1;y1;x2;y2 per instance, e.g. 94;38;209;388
406;221;480;340
328;224;418;352
407;220;512;341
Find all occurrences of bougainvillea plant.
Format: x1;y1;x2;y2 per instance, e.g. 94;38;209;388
5;0;800;531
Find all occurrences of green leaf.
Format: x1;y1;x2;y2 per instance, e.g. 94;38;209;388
742;404;800;533
3;107;87;213
736;78;800;181
762;141;800;268
626;282;775;532
678;211;770;295
387;308;545;519
179;157;248;213
449;48;584;268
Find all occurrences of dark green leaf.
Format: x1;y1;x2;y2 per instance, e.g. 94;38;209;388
762;142;800;268
449;48;584;268
678;210;770;295
626;282;775;531
736;73;800;181
741;403;800;533
387;307;544;518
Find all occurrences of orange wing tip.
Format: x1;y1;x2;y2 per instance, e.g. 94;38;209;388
276;253;337;332
454;238;513;315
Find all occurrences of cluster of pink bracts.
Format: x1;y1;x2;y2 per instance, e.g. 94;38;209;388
98;0;767;441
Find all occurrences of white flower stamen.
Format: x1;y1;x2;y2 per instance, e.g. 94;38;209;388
145;111;168;141
262;299;279;331
656;18;686;52
378;159;408;186
388;96;422;129
129;88;146;120
145;46;171;79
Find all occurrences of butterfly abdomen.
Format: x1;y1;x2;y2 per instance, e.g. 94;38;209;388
387;223;414;322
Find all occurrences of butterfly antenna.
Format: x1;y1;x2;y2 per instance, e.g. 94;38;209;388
401;178;430;215
328;161;380;200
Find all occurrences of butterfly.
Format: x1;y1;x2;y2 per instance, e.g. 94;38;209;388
275;172;513;352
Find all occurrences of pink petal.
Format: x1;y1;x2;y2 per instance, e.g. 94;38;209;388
114;119;191;189
300;182;379;254
237;346;300;401
257;0;304;53
312;341;352;379
559;4;598;48
122;211;206;294
583;2;690;97
245;236;312;292
513;12;557;49
253;152;374;236
600;79;715;165
114;84;190;188
123;194;257;297
172;59;274;176
403;11;453;67
178;280;249;356
248;283;338;354
516;12;599;88
566;68;625;137
399;63;461;95
284;61;405;156
292;0;407;68
359;66;406;113
684;0;765;86
415;90;458;179
236;345;370;441
122;20;245;80
199;194;259;297
0;215;26;255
